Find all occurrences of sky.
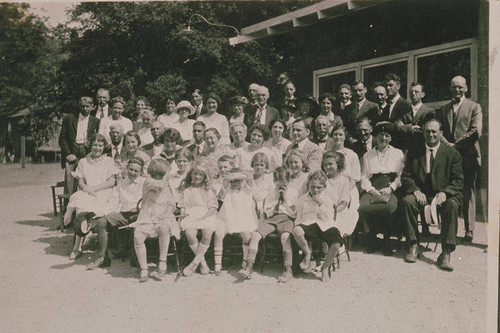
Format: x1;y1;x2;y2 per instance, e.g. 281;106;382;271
27;2;77;27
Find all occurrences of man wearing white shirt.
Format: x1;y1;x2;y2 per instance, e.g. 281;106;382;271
105;123;125;159
142;121;164;158
190;89;205;120
95;88;110;119
99;96;133;143
244;85;280;129
401;119;463;270
350;117;374;159
283;119;322;171
186;121;206;160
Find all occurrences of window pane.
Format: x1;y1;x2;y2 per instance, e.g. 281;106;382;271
318;71;356;96
417;48;471;103
363;61;408;100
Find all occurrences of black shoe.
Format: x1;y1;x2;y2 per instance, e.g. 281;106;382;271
383;238;393;256
365;234;377;253
404;244;419;263
87;253;111;270
437;251;453;271
464;230;473;242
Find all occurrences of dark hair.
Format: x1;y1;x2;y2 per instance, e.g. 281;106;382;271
351;80;366;88
249;123;271;142
373;121;395;136
218;155;234;164
230;95;246;106
384;73;401;86
410;81;425;93
193;120;206;129
251;152;270;169
318;93;336;105
192;88;203;96
273;166;291;183
321;151;345;174
128;156;145;168
355;116;372;127
331;124;347;136
269;119;287;133
292;118;311;131
124;131;141;146
160;128;182;145
136;96;149;106
205;93;221;106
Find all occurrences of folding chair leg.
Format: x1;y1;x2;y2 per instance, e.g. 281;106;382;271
259;239;267;273
173;238;181;274
433;242;439;252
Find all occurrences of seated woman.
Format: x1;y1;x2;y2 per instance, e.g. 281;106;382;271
86;157;145;270
225;123;249;158
322;151;358;237
157;128;183;166
117;131;151;180
157;96;179;128
285;149;309;196
171;100;196;145
64;134;120;260
292;171;344;282
264;119;291;167
359;122;404;255
197;93;230;145
199;127;229;180
234;124;276;174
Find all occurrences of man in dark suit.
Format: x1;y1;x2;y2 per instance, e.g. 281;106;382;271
436;76;482;241
396;82;435;150
243;85;280;129
103;123;126;159
94;88;110;119
189;89;206;120
334;84;357;137
311;116;335;152
283;119;323;171
349;116;375;160
141;121;164;158
352;80;379;119
400;119;463;271
186;121;206;160
383;73;413;149
59;96;100;195
364;84;388;126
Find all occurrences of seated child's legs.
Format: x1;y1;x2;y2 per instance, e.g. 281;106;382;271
247;231;263;265
185;228;200;254
213;228;226;272
292;225;312;266
157;224;171;263
280;232;293;267
133;231;150;270
240;231;252;264
95;217;108;255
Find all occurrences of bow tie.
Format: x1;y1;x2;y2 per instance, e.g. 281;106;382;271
452;98;461;105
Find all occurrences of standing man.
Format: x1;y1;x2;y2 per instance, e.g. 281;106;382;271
396;82;435;150
247;83;260;106
59;96;100;195
383;73;412;149
243;85;280;129
400;119;463;271
141;121;164;158
436;76;482;241
95;88;110;119
365;84;388;126
190;89;205;120
283;119;322;171
352;80;378;119
335;84;357;136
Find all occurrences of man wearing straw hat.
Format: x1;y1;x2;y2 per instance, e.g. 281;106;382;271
400;119;463;271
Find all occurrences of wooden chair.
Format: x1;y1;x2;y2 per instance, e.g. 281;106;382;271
51;181;65;216
258;232;283;273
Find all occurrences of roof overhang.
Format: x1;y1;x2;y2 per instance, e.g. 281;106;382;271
229;0;382;46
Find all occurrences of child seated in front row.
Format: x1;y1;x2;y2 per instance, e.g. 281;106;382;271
212;155;234;206
242;167;298;282
133;159;180;282
214;168;258;276
248;152;274;218
179;162;218;277
169;147;194;202
292;171;344;282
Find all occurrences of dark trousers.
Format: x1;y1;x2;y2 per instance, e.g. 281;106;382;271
358;192;398;236
462;159;479;231
400;194;460;252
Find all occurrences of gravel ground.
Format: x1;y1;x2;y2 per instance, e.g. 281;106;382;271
0;163;489;332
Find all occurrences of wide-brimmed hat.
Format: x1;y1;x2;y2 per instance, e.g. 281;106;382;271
175;100;195;115
423;197;441;228
373;121;396;136
230;96;247;106
295;96;319;110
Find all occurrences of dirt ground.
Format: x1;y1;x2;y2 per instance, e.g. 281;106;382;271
0;163;489;332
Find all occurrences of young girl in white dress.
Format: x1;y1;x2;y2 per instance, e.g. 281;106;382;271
285;149;309;196
248;152;274;218
169;147;194;202
64;134;119;260
178;162;218;277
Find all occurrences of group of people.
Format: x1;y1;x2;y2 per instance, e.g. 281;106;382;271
58;73;482;283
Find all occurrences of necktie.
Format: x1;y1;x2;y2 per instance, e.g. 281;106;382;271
196;145;201;157
429;149;435;173
254;107;263;124
114;146;120;159
381;105;390;121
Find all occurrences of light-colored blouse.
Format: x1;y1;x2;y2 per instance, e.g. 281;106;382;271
361;145;404;193
197;112;230;145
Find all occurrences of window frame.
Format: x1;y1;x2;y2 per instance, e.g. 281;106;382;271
312;38;478;109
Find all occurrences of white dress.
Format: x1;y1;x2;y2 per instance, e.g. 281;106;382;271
197;112;230;145
157;113;179;128
235;145;276;174
179;187;218;230
249;173;275;213
64;155;119;224
217;187;258;233
288;172;308;196
171;119;195;143
325;175;358;236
